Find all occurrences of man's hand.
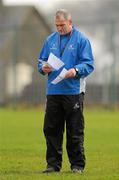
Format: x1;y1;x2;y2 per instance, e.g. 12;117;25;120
65;68;76;78
42;64;53;74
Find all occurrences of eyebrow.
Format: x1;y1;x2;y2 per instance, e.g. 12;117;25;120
55;23;66;26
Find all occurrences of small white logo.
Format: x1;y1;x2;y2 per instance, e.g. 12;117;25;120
68;44;75;50
50;43;57;50
73;102;80;110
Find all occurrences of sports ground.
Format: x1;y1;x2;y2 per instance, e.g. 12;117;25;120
0;108;119;179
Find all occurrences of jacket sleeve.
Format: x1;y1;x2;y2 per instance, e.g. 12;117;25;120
75;36;94;78
37;40;50;75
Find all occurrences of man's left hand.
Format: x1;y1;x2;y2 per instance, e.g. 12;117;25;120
65;68;76;78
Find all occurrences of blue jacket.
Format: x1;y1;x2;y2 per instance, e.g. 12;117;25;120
38;27;94;95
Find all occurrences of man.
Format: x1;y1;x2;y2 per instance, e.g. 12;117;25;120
38;9;94;173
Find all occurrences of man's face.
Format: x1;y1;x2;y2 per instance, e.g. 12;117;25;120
55;16;72;35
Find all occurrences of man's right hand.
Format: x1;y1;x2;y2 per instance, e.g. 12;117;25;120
42;64;53;74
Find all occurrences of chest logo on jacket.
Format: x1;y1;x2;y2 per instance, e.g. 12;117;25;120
68;44;75;50
50;43;57;50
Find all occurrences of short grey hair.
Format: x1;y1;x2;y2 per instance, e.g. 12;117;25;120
55;9;72;20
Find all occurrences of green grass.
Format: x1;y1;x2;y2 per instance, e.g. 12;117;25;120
0;108;119;180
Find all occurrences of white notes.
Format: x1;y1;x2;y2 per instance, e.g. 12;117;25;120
39;53;64;70
39;53;68;84
51;68;68;84
48;53;64;70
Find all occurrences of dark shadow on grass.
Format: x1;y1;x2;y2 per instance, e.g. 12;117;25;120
0;170;64;176
0;170;43;176
1;170;85;176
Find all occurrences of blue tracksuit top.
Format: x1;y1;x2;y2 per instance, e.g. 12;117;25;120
38;26;94;95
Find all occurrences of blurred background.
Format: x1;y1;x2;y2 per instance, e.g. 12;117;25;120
0;0;119;108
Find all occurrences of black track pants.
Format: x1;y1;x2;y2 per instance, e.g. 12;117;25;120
43;94;85;171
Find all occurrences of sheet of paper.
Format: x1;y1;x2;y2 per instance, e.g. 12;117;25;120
38;53;64;70
47;53;64;70
51;68;68;84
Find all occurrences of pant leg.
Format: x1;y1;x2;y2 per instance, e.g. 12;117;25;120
63;93;86;169
43;95;65;170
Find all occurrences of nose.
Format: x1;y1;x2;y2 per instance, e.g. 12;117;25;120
57;27;63;33
57;25;62;29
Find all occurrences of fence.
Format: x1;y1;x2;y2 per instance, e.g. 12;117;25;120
0;20;119;107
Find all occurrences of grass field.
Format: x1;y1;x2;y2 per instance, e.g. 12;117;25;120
0;108;119;180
